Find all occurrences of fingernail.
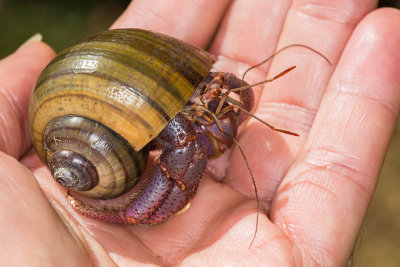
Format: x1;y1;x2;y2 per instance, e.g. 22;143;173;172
19;33;43;48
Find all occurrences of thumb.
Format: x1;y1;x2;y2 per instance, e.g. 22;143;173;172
0;152;90;264
0;35;55;158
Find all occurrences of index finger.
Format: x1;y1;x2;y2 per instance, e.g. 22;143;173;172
112;0;231;48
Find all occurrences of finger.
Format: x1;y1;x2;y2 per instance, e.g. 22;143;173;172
0;37;55;158
204;0;291;183
261;0;378;109
111;0;231;47
210;0;291;79
0;152;90;264
271;8;400;265
227;0;378;202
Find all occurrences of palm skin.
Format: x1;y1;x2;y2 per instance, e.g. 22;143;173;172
1;1;400;266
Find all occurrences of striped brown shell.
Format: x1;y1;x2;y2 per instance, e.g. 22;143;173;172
28;29;214;199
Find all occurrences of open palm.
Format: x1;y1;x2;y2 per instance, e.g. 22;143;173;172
1;1;400;266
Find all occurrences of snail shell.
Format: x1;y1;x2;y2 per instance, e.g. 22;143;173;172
29;29;214;199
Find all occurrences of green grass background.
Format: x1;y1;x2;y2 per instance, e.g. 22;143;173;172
0;1;398;266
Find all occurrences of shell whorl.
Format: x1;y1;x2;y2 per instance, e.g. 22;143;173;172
43;116;149;199
49;150;99;191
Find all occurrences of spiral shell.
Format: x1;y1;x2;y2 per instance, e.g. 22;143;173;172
43;116;149;199
28;29;214;199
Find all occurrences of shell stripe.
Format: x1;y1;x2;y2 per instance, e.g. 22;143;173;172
40;48;191;105
80;29;212;79
49;43;206;98
34;92;153;132
36;70;171;124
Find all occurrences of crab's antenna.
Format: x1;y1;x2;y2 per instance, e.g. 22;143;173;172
241;43;332;83
230;136;259;248
233;66;296;93
208;111;260;248
227;101;299;136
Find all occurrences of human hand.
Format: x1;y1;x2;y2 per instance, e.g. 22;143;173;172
1;1;400;266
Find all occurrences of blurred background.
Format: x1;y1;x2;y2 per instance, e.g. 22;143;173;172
0;0;398;266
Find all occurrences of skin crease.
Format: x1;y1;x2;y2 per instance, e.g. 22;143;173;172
0;0;400;266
